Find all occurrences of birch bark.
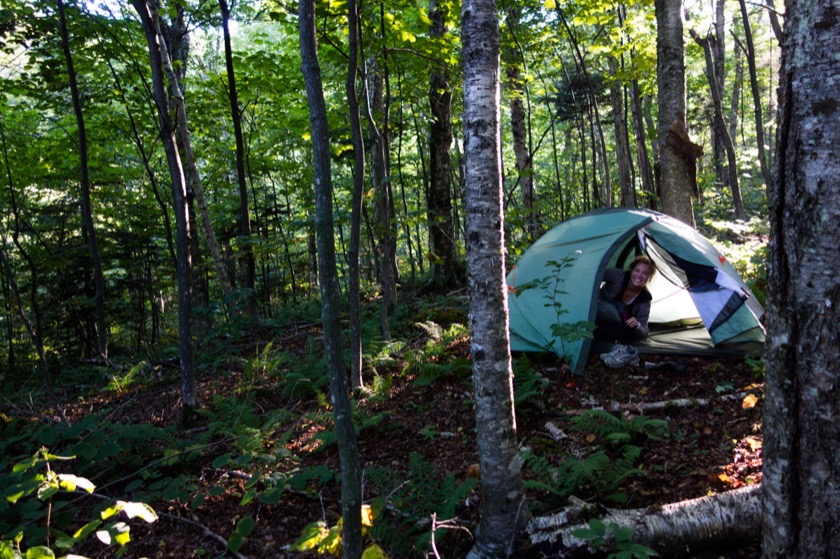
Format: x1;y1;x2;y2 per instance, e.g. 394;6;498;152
462;0;527;556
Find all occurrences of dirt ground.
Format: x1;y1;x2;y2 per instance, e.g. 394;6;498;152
61;336;763;559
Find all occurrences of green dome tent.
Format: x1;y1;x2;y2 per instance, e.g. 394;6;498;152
506;208;765;373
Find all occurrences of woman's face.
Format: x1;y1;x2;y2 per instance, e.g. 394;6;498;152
630;263;652;288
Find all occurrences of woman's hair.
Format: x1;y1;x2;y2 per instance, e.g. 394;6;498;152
630;254;656;277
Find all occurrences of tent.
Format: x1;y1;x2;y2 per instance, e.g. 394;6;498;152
506;208;765;373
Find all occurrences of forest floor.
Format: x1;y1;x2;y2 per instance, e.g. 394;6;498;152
22;316;765;559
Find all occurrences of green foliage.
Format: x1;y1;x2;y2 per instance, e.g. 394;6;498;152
571;410;669;444
0;450;156;558
405;322;471;386
744;354;765;381
364;452;476;557
512;355;549;409
514;256;596;360
291;505;380;557
103;361;148;394
524;411;668;505
572;519;660;559
202;394;292;455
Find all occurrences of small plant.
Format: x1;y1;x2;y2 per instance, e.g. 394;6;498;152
0;450;157;558
405;322;471;386
362;452;477;557
524;410;669;505
744;354;765;381
291;505;380;556
514;256;596;360
512;355;548;409
572;518;660;559
104;361;147;394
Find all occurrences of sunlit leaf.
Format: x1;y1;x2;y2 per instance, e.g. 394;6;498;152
290;521;328;551
119;501;158;523
361;544;389;559
544;0;556;9
742;393;759;409
24;546;54;559
96;522;130;546
58;474;95;494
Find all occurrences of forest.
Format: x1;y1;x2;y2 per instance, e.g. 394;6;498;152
1;0;837;557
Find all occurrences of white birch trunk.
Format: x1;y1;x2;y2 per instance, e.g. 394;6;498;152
462;0;527;556
763;0;840;556
525;484;761;557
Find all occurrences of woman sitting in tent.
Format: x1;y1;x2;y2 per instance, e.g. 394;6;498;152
595;255;655;349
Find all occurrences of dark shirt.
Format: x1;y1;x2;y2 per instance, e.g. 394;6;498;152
599;268;652;338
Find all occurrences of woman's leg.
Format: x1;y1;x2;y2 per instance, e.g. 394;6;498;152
594;301;627;342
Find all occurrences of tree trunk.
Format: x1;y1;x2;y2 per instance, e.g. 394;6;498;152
655;0;699;226
729;44;743;145
692;31;744;220
763;0;840;555
367;60;396;340
737;0;773;190
709;0;728;190
151;2;232;295
503;4;538;240
764;0;784;45
428;0;460;285
219;0;258;322
608;57;634;208
131;0;196;419
629;78;656;209
57;0;108;362
524;484;761;557
461;1;527;556
346;0;364;389
299;2;363;557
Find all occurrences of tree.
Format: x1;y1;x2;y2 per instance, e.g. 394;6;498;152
427;0;460;285
346;0;365;390
219;0;258;321
655;0;701;226
502;2;539;239
691;29;744;220
298;1;363;557
461;0;527;556
763;0;840;555
132;0;197;421
737;0;773;190
56;0;108;361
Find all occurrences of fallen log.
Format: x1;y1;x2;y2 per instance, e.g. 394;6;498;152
561;390;760;416
522;483;762;557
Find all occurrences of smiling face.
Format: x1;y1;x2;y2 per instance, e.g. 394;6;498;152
630;262;653;288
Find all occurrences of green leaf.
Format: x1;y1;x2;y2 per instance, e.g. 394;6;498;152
72;519;102;540
257;487;283;505
95;522;130;546
24;547;54;559
290;521;328;551
227;516;255;553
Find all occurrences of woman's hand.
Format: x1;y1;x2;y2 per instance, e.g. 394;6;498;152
625;317;640;329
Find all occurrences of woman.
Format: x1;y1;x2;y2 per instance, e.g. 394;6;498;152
595;254;655;344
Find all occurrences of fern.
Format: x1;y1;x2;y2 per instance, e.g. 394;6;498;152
513;355;548;408
524;410;664;505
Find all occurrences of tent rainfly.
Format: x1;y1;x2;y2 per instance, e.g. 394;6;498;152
506;208;765;373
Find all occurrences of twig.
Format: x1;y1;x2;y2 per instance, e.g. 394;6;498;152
158;511;250;559
430;513;473;559
81;492;248;559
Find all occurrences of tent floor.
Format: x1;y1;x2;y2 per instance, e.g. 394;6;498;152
590;324;765;359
